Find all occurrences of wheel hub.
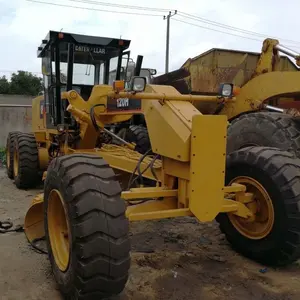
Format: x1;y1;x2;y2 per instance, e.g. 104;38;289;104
13;150;19;178
47;189;70;272
228;176;275;240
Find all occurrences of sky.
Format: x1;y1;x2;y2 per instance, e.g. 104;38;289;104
1;0;300;80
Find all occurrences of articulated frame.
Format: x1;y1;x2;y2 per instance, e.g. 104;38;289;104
65;117;253;223
34;143;253;225
25;86;255;244
60;86;253;223
43;125;252;223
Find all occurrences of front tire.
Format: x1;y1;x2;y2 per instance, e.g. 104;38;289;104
227;112;300;157
125;125;151;154
44;154;130;299
217;146;300;266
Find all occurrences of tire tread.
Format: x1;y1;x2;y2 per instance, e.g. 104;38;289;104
44;154;130;299
227;112;300;157
5;131;21;179
218;146;300;266
126;125;151;154
14;133;40;189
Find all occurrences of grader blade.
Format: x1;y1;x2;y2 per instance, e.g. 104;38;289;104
24;193;45;243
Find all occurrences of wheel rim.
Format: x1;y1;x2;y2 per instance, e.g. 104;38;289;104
228;176;275;240
47;189;70;272
13;149;19;177
6;147;10;169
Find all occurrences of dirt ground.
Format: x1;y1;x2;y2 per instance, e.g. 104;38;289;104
1;167;300;300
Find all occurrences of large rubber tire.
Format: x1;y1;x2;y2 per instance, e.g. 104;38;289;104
216;146;300;266
125;125;151;154
13;133;41;189
227;112;300;157
5;131;21;179
44;154;130;299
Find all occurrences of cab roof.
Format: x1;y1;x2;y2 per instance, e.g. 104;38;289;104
37;30;131;58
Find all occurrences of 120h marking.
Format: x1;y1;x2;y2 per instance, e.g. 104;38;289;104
117;98;129;107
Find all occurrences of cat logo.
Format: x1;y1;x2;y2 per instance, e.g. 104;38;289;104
75;45;106;54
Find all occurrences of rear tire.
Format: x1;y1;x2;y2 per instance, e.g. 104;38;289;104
125;125;151;154
216;146;300;266
5;131;21;179
13;133;41;189
227;112;300;157
44;154;130;300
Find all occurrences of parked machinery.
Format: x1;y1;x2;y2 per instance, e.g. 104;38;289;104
6;31;300;300
5;31;151;188
153;39;300;156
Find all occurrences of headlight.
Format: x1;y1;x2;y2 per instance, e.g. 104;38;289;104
131;76;146;92
219;83;234;97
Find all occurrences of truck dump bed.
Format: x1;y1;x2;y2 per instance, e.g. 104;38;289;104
153;48;299;95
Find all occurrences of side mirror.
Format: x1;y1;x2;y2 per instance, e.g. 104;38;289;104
130;76;146;92
219;83;234;97
126;61;136;82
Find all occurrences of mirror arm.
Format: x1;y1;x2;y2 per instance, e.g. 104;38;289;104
134;55;143;76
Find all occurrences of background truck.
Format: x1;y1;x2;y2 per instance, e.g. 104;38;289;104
153;39;300;157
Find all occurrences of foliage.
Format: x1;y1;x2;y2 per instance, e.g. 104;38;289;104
0;147;6;166
0;71;43;96
0;76;10;94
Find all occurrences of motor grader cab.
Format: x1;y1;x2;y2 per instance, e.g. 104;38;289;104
5;31;300;300
5;31;146;189
37;31;143;129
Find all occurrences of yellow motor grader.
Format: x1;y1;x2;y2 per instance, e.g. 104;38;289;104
5;31;300;300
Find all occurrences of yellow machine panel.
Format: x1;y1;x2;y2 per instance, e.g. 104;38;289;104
189;114;227;221
31;95;46;133
142;84;202;162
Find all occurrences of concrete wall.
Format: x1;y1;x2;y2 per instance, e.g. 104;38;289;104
0;94;33;105
0;95;33;147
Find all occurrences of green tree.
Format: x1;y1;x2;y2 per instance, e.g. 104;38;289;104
0;75;10;94
9;71;43;96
